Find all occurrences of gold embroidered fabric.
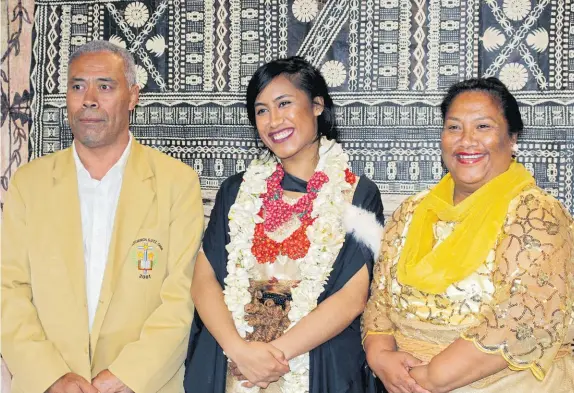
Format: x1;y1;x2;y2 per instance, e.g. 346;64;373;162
362;187;574;390
396;162;535;294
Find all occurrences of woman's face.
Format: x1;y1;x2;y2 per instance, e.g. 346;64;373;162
441;91;517;197
254;75;323;162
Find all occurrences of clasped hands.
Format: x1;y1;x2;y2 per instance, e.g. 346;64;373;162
227;340;290;389
367;346;432;393
46;370;133;393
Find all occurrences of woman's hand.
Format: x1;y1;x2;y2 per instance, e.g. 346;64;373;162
228;341;290;388
367;348;431;393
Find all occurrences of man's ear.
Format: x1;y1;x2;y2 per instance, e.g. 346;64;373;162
129;84;140;111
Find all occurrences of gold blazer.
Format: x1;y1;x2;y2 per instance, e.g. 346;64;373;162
2;140;204;393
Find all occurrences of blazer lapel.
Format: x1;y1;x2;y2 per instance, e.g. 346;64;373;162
51;149;88;313
90;141;156;345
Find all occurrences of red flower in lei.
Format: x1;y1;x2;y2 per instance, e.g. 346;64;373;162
251;164;357;264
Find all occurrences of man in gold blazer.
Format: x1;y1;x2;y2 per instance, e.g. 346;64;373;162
1;41;204;393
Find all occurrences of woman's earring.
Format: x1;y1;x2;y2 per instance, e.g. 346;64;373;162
512;143;519;157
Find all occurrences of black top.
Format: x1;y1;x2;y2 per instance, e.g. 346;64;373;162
184;170;384;393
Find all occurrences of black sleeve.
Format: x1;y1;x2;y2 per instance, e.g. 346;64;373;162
352;175;385;226
201;172;244;286
309;176;385;393
320;175;384;298
346;175;385;282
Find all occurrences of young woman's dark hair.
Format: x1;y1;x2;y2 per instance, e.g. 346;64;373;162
440;77;524;136
246;56;338;141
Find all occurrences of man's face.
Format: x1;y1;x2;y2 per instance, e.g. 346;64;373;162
66;51;139;149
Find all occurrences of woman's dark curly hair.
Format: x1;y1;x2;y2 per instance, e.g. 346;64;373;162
440;77;524;136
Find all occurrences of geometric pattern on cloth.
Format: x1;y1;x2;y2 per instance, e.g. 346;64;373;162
29;0;574;215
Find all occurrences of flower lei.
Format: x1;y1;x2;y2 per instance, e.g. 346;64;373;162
223;137;355;393
251;164;331;264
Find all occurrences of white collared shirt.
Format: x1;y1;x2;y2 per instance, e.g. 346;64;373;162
73;134;132;331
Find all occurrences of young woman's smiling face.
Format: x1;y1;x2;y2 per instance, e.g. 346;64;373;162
254;75;324;162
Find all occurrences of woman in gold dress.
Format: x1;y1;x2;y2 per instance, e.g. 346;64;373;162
362;77;573;393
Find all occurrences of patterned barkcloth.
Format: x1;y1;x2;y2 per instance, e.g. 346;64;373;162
29;0;574;216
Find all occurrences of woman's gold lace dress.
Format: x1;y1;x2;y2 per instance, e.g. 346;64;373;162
362;187;574;392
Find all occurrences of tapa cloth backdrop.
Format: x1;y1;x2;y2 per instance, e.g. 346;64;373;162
1;1;573;389
4;0;574;218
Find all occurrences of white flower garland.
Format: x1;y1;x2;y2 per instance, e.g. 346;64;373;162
223;138;352;393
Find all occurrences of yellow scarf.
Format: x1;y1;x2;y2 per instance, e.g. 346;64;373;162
397;162;535;294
